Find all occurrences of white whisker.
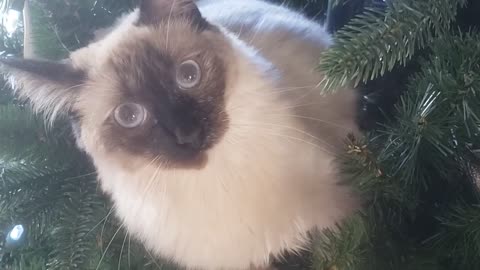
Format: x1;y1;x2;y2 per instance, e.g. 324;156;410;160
145;247;164;270
243;84;317;95
63;171;97;182
267;113;352;131
229;123;335;155
165;0;177;51
128;234;131;268
100;207;115;247
96;224;123;270
231;120;334;148
132;157;162;221
227;102;325;115
88;207;114;239
118;230;128;270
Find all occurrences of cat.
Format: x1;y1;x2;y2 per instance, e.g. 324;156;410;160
0;0;361;269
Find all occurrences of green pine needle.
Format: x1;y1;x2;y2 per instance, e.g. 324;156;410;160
429;203;480;269
319;0;467;92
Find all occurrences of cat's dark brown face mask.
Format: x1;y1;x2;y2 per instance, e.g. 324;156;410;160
0;0;232;169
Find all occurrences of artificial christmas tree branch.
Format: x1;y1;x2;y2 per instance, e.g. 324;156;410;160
320;0;468;92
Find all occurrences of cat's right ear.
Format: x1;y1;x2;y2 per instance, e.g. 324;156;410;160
138;0;210;30
0;57;86;124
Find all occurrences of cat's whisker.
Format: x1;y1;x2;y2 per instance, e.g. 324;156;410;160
144;245;164;270
100;207;116;246
133;157;162;216
229;123;335;155
224;134;242;147
118;229;129;270
142;155;162;173
62;171;97;182
133;159;163;222
259;131;336;156
243;84;318;95
128;234;132;268
227;102;325;114
228;128;335;155
231;120;333;147
266;113;353;131
156;167;169;223
96;224;124;270
218;173;230;194
87;207;115;238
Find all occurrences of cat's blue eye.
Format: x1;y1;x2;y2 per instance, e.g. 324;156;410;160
176;60;201;89
114;103;147;128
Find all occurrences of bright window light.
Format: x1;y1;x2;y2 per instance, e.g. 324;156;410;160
2;9;21;34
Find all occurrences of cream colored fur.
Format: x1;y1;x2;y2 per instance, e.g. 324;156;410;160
11;1;361;269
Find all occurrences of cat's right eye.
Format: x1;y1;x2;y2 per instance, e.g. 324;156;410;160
176;60;201;89
113;103;147;128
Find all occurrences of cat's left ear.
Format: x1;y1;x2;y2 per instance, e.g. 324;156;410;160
138;0;210;30
0;57;86;123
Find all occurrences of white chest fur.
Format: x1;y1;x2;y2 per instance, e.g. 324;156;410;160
98;127;357;270
96;59;358;269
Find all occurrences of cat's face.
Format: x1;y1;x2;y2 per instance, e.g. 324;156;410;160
77;13;233;169
1;0;240;170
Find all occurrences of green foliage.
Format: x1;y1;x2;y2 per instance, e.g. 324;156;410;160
319;0;468;91
280;0;329;19
28;0;139;59
311;214;370;270
0;24;23;57
315;18;480;270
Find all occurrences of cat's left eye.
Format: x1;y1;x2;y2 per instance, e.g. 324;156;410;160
114;103;147;128
176;60;201;89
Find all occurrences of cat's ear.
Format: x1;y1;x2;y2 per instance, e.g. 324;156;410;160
138;0;210;30
0;57;86;124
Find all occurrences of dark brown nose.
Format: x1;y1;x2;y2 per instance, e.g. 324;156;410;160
174;127;203;149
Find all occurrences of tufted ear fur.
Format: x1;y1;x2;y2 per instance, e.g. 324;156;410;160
138;0;210;30
0;57;86;124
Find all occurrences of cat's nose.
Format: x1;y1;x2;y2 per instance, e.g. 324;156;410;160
174;127;203;148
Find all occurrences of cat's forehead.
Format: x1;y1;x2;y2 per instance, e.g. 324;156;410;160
99;21;228;90
73;19;233;118
111;21;226;63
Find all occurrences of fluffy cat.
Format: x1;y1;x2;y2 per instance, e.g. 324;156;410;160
0;0;361;269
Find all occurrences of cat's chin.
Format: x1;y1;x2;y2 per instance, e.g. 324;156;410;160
160;148;209;170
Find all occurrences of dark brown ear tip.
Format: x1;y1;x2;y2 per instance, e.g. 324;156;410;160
0;57;28;71
138;0;210;30
0;57;86;84
0;56;20;64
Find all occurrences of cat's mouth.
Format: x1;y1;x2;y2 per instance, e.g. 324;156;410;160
156;124;211;169
160;145;209;170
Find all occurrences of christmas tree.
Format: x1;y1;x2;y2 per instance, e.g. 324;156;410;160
0;0;480;269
